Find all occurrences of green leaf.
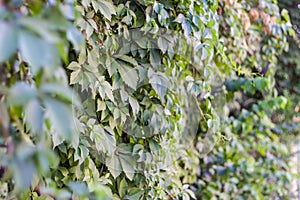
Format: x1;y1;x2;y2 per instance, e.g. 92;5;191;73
44;98;78;147
88;182;113;199
13;160;36;192
90;125;116;156
124;188;143;200
148;69;168;100
97;100;106;111
99;81;114;102
70;69;83;85
118;178;128;197
158;37;168;53
68;181;89;196
281;9;290;21
118;144;136;180
13;144;37;191
68;61;81;70
18;17;62;43
67;26;83;52
0;22;18;62
150;49;161;68
116;55;138;66
129;97;139;116
253;77;267;92
117;63;138;90
19;31;60;74
8;82;37;106
25;99;44;134
92;0;116;21
106;155;122;179
119;155;135;180
40;83;80;106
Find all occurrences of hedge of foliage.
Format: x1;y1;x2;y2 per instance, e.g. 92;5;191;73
0;0;297;199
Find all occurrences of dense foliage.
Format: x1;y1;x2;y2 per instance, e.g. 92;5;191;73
0;0;297;199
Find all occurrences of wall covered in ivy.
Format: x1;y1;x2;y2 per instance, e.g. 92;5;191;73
0;0;298;199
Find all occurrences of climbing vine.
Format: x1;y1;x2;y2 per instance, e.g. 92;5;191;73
0;0;296;199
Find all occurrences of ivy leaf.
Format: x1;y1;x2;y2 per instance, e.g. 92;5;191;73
174;14;191;37
106;155;122;179
92;0;116;21
81;0;91;9
67;26;83;52
97;100;106;111
148;69;168;100
158;37;168;53
116;55;138;66
99;81;114;102
68;61;81;70
13;160;36;192
129;97;139;116
69;62;83;85
107;57;118;77
44;98;78;148
18;17;63;43
19;31;60;74
88;182;113;199
254;77;268;92
68;181;89;196
117;63;138;90
281;9;290;21
90;125;116;156
40;83;80;106
25;99;44;134
118;144;136;181
118;178;128;198
150;49;161;69
8;82;37;106
119;155;135;180
0;22;18;62
13;144;37;192
124;188;143;200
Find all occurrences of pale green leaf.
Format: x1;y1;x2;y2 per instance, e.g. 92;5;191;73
119;156;135;180
44;98;77;145
67;26;83;51
18;18;62;43
129;97;139;115
19;31;60;74
25;99;44;134
92;0;116;21
40;83;80;106
106;155;122;179
70;69;83;85
0;22;18;62
124;188;143;200
116;55;138;66
8;82;37;106
68;61;81;70
97;100;106;111
148;69;168;100
117;64;138;90
118;178;128;198
158;37;168;53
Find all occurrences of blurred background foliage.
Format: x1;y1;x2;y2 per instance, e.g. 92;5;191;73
0;0;298;199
